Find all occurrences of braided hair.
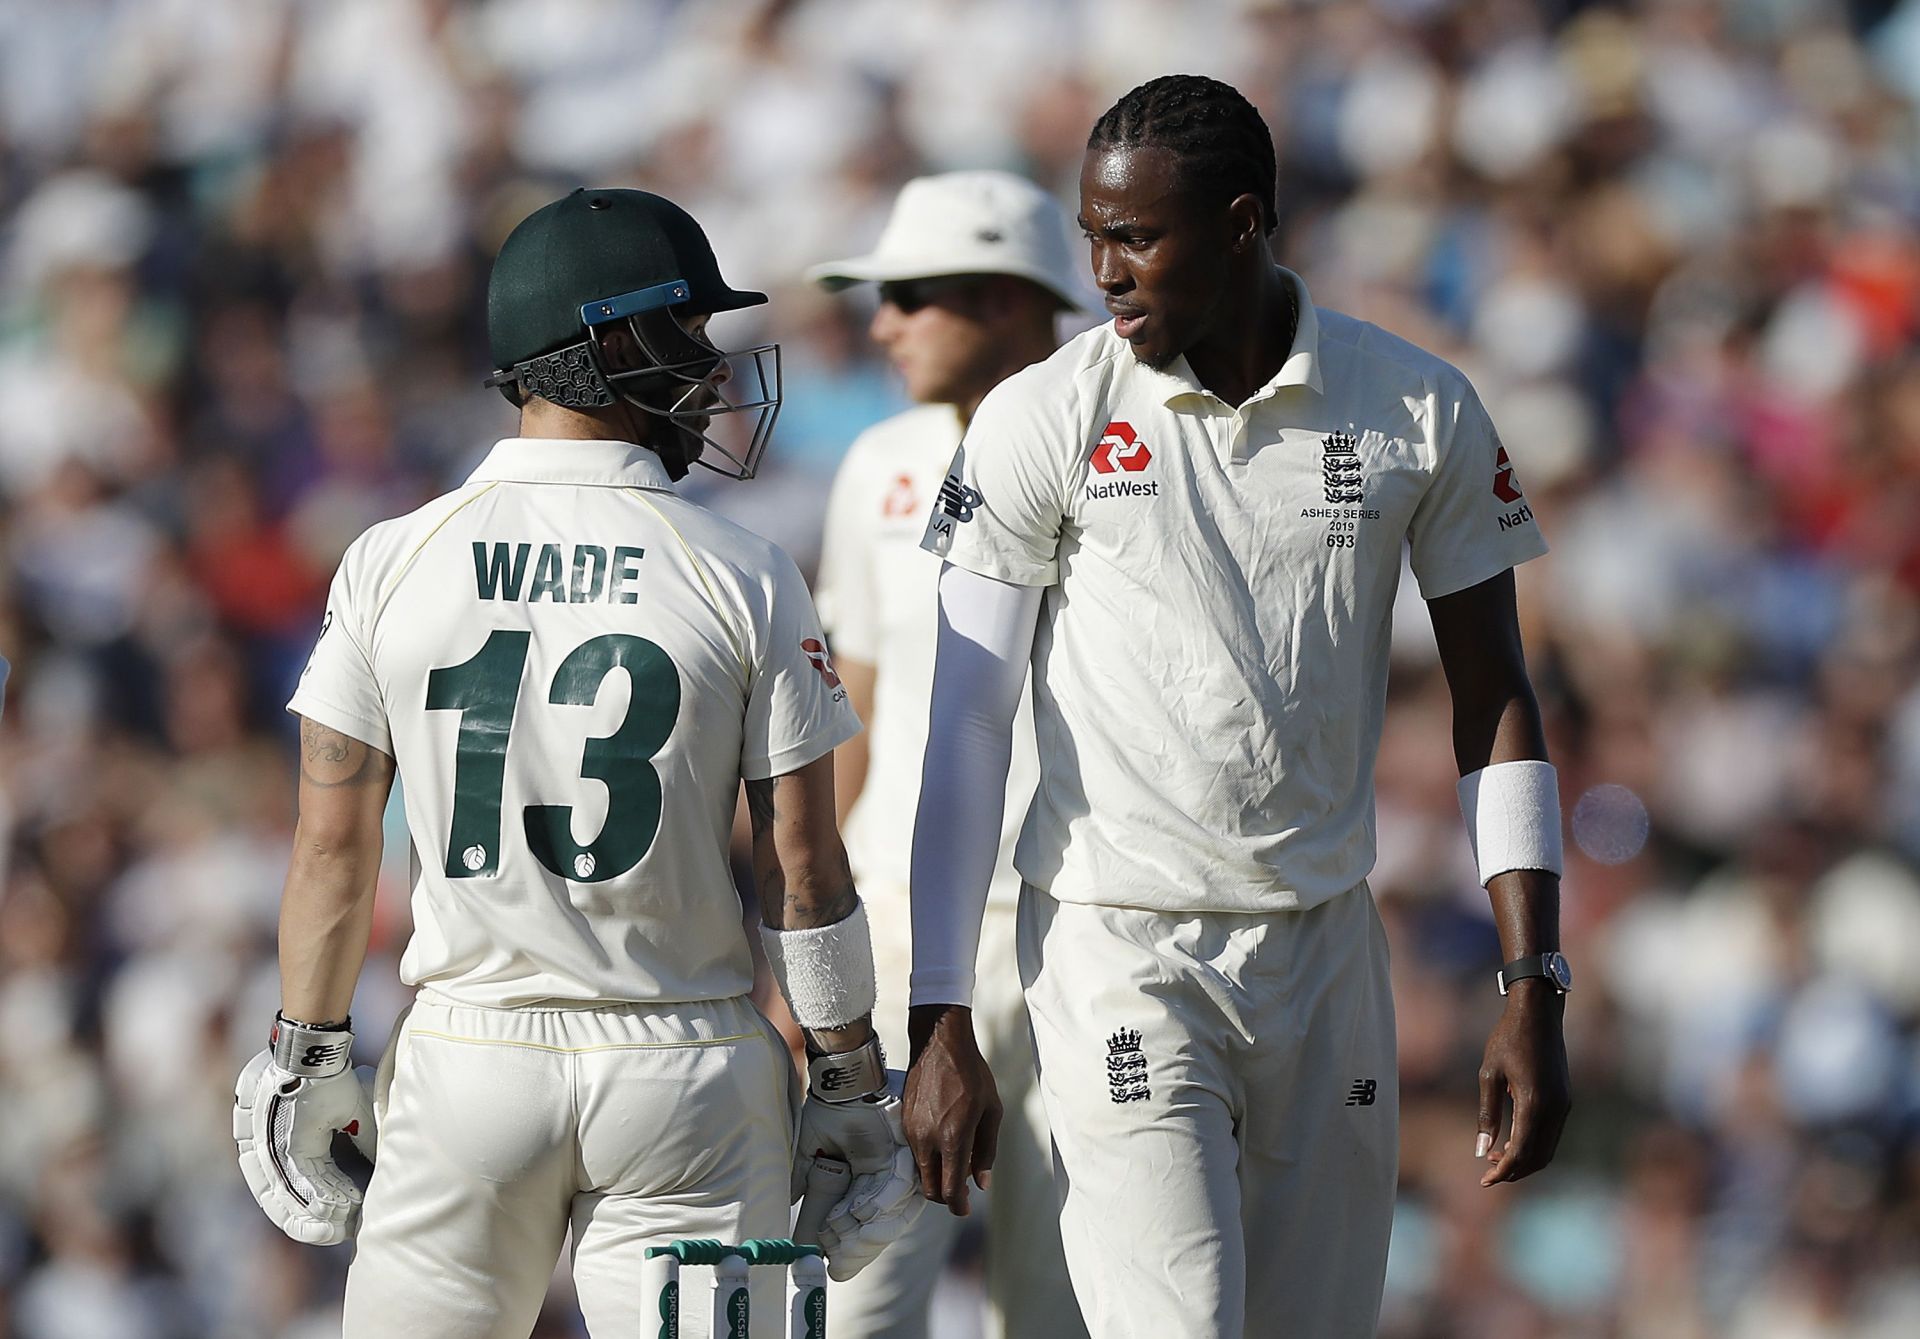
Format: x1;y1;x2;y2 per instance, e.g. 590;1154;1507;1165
1088;75;1277;236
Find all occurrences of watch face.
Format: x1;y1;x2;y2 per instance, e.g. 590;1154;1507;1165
1547;953;1573;992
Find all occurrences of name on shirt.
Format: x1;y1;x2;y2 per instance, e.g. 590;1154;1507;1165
473;541;646;603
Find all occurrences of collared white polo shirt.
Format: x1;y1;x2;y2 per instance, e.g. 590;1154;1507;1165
815;404;1037;905
290;438;858;1007
923;270;1547;914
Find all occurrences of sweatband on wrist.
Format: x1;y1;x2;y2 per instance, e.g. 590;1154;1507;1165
760;900;877;1030
269;1012;353;1078
1457;760;1564;884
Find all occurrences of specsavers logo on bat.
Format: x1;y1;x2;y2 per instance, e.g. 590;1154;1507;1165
1085;421;1158;501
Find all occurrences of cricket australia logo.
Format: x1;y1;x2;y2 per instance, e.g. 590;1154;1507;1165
1106;1028;1150;1104
1321;431;1363;503
938;476;983;523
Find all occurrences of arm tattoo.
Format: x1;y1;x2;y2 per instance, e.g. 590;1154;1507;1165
748;777;858;930
745;778;776;840
299;718;392;789
785;852;858;929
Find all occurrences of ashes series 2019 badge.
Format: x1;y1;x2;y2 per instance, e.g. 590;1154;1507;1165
1303;429;1381;549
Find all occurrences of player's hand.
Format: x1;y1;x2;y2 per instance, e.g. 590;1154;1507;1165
903;1003;1001;1217
791;1071;925;1281
1474;981;1570;1186
233;1049;378;1245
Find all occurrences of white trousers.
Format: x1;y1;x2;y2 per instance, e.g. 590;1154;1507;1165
341;991;797;1339
1018;883;1399;1339
829;895;1087;1339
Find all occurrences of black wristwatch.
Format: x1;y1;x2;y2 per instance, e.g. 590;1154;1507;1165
1497;951;1572;997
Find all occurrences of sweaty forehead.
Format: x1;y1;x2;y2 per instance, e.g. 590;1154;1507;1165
1079;144;1187;222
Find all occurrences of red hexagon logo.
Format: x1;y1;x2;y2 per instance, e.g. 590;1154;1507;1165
1492;447;1524;504
801;638;841;689
1091;421;1152;474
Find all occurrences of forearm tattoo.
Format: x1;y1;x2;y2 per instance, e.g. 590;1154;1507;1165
746;778;858;930
299;718;393;789
745;777;776;840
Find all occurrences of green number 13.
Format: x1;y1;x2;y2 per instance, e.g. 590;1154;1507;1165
425;630;681;883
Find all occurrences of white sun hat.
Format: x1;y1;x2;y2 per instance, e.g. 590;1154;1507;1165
807;170;1090;311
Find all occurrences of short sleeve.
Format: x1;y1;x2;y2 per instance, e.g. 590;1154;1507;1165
1407;379;1549;600
741;546;862;780
813;445;879;663
286;548;392;753
920;372;1069;587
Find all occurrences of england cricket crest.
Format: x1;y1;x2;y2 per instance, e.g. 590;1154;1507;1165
1106;1028;1150;1104
1321;430;1363;503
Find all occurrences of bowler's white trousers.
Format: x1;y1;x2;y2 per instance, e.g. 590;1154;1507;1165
1019;882;1399;1339
341;991;797;1339
829;895;1087;1339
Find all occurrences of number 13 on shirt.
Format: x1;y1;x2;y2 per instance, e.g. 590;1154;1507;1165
425;629;681;884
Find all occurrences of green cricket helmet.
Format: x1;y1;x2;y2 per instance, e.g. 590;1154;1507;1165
485;188;781;480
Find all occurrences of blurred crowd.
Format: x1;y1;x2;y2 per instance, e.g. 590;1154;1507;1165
1;0;1918;1336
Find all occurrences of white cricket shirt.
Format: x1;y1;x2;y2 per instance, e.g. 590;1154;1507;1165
289;438;859;1008
922;269;1548;914
814;404;1037;905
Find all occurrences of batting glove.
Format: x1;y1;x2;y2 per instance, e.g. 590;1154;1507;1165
232;1014;377;1247
790;1039;925;1281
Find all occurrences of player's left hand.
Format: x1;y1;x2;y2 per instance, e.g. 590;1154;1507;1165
791;1071;926;1281
233;1048;378;1245
1474;982;1571;1186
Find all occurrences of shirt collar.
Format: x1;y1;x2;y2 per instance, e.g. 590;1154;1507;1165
1145;266;1325;409
464;438;677;491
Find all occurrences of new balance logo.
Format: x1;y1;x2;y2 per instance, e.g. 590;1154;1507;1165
938;477;983;523
1106;1028;1150;1104
1345;1078;1378;1107
817;1064;860;1094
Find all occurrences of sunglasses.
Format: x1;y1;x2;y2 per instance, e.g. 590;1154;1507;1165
876;276;983;314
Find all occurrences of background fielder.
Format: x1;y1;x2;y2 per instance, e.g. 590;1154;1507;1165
806;171;1089;1339
231;187;918;1338
904;77;1571;1338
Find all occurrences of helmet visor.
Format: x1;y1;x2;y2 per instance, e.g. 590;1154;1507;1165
603;304;782;481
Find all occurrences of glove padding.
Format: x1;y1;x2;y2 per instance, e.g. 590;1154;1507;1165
233;1048;378;1246
791;1070;925;1281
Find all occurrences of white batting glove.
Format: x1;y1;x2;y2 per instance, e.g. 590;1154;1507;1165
232;1014;377;1247
791;1040;925;1282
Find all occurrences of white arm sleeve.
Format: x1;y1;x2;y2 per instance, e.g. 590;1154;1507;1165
909;563;1041;1008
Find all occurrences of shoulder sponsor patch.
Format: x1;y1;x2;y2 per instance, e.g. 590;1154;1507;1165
923;447;978;555
801;637;842;691
1492;446;1524;503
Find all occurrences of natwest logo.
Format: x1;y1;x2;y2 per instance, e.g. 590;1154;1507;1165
1492;446;1524;504
801;638;842;690
1091;421;1152;474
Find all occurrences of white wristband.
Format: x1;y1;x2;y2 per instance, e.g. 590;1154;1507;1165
760;900;877;1030
1457;760;1563;885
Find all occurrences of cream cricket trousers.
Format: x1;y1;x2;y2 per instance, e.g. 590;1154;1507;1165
1019;882;1398;1339
829;892;1087;1339
341;991;797;1339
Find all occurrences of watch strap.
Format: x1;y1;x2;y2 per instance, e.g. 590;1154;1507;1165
1497;953;1569;996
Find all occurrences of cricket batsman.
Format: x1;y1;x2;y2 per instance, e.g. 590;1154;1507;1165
231;187;921;1337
